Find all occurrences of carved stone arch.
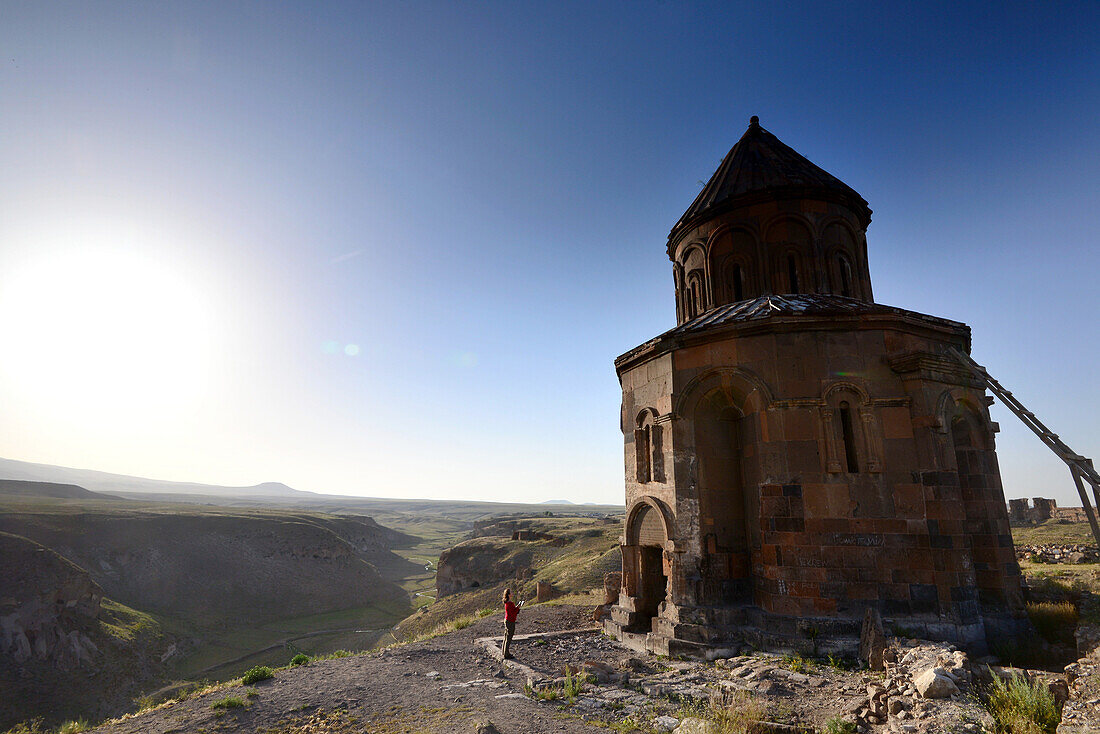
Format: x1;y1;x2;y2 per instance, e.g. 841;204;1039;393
706;220;762;246
822;380;880;473
708;225;757;303
636;407;660;426
823;379;870;405
936;389;993;451
822;219;862;298
762;212;815;243
674;366;774;419
679;243;709;319
935;389;987;434
625;496;674;548
678;241;708;268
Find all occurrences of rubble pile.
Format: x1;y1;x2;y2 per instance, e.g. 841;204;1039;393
1016;543;1099;564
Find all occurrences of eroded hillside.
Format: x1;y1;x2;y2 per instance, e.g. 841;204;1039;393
0;492;419;727
0;532;169;729
397;514;621;641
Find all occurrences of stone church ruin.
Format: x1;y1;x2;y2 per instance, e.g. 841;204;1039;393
604;117;1035;658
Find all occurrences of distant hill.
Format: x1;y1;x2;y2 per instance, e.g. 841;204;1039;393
0;479;118;500
543;499;575;505
0;457;315;499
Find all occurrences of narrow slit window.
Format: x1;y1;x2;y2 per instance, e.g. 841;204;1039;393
787;255;800;294
635;425;651;483
839;401;859;472
733;264;744;301
839;256;853;298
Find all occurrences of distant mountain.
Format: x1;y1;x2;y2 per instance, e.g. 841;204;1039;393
0;479;118;501
543;499;575;505
0;457;315;498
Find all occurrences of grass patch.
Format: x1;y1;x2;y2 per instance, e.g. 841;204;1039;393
824;718;858;734
1027;601;1078;644
241;665;274;684
984;673;1060;734
779;655;813;673
289;653;310;666
709;690;767;733
317;649;353;659
211;695;247;710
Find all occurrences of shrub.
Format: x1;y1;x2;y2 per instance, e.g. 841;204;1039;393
1026;601;1078;644
562;669;586;700
289;653;310;666
984;673;1060;734
241;665;274;684
56;722;89;734
211;696;247;710
781;655;812;673
825;718;857;734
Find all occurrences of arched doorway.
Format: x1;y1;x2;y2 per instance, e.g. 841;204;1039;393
694;389;753;603
625;501;669;628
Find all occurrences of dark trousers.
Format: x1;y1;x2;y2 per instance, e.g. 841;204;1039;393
502;620;515;658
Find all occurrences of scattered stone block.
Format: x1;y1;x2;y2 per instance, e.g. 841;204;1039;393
654;715;679;731
914;668;959;699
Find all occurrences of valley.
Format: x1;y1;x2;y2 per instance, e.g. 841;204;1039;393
0;471;622;729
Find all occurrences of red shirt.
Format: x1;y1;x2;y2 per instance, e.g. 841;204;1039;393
504;601;518;622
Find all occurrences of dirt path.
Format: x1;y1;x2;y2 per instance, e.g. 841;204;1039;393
92;605;599;734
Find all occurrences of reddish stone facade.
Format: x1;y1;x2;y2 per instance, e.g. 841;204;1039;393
604;119;1027;657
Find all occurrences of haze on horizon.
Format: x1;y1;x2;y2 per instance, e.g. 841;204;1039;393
1;2;1098;506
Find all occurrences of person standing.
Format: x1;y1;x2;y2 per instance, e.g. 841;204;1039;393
502;588;521;659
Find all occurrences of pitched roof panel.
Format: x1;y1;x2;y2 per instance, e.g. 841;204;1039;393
671;117;871;239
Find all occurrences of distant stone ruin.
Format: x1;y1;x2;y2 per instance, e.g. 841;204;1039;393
1007;497;1089;525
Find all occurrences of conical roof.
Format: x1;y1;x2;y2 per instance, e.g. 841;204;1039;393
670;117;871;240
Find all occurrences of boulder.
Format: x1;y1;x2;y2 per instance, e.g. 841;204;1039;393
654;716;680;731
913;668;959;699
603;571;623;605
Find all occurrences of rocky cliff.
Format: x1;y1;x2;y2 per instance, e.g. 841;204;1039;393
0;511;409;626
0;532;169;729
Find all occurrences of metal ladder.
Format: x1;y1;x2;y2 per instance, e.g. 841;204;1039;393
946;346;1100;547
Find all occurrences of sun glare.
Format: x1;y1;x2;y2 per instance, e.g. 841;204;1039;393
0;244;219;425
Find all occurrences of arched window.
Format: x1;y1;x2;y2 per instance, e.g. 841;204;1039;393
838;255;853;298
732;264;744;301
635;412;663;483
787;254;800;294
839;401;859;472
686;269;706;317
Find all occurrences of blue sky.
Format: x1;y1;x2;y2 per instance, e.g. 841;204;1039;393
0;2;1097;505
